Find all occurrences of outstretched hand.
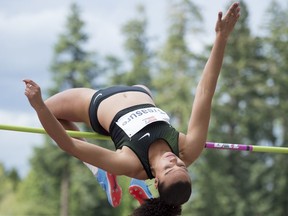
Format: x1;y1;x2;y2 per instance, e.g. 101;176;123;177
215;2;240;38
23;79;45;111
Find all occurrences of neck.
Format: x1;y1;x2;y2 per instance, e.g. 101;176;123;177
149;140;171;176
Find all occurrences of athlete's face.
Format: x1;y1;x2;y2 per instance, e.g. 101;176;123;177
154;152;191;189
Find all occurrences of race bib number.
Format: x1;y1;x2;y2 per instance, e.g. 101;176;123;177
116;107;170;138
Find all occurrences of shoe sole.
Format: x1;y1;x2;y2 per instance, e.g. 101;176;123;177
105;173;122;207
129;185;151;205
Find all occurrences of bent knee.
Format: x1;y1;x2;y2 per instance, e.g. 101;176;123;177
44;88;96;122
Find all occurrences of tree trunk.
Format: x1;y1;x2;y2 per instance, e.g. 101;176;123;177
60;165;70;216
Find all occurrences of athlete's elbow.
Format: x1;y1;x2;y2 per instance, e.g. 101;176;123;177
182;141;205;165
59;144;73;153
54;139;75;154
196;85;215;98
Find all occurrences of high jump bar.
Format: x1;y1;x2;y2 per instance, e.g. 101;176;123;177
0;124;110;140
1;124;288;154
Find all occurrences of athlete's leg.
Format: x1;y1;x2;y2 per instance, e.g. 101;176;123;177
97;169;122;207
45;88;122;207
45;88;95;126
53;119;123;207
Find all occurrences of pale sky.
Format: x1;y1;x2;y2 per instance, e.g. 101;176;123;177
0;0;284;177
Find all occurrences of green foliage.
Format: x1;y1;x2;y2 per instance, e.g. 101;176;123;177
50;3;100;92
1;1;288;215
0;164;20;215
261;1;288;215
14;3;112;216
108;5;153;88
153;0;203;132
188;1;288;216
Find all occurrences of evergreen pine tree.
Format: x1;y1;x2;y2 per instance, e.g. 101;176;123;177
262;1;288;215
153;0;203;132
16;4;113;216
108;5;152;89
50;3;99;92
192;1;278;215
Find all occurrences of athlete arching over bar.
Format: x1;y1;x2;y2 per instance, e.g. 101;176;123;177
24;2;240;215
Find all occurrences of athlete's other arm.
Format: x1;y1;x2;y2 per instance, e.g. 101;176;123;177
181;2;240;166
23;79;131;175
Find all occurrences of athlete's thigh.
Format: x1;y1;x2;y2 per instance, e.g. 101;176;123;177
45;88;96;123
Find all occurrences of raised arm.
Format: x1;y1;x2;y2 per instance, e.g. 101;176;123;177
23;79;128;175
181;2;241;166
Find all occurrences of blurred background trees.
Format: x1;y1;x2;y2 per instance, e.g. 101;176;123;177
1;0;288;215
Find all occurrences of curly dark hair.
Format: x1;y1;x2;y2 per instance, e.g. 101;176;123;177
130;198;182;216
130;180;191;216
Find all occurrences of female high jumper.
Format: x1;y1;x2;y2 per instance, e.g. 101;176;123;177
24;2;240;215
